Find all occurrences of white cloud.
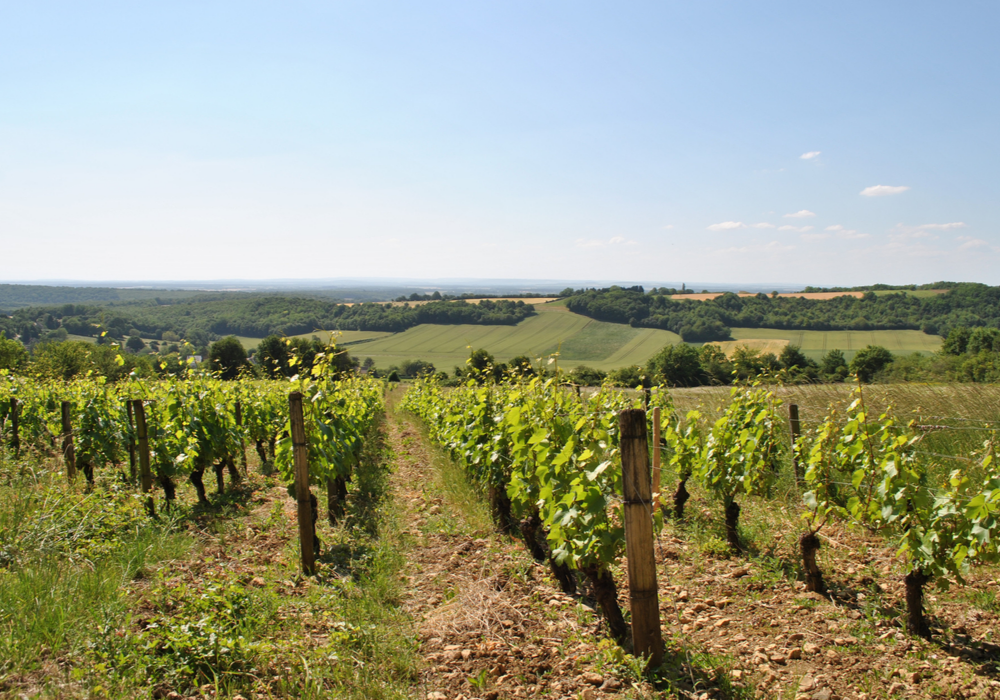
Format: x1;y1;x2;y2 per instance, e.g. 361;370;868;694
916;222;966;230
824;224;869;239
662;224;674;230
707;221;745;231
750;222;775;229
778;225;814;233
957;237;994;251
860;185;910;197
784;210;816;218
575;238;604;248
801;233;831;241
609;235;626;244
800;151;821;160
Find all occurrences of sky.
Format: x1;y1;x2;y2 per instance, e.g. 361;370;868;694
1;1;998;287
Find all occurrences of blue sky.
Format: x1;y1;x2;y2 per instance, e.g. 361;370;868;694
1;2;998;286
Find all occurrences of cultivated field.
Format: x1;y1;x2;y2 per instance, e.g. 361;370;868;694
349;303;681;370
722;327;942;362
705;338;790;357
236;330;394;350
231;303;943;371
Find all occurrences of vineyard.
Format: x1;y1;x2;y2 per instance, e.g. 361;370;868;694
2;355;1000;698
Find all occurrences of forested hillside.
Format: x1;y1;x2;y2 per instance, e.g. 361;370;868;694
565;283;1000;341
0;295;536;344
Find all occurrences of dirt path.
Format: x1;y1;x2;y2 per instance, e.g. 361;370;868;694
386;402;636;700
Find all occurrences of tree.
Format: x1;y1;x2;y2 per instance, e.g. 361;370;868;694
941;326;970;355
256;335;290;378
779;344;819;382
820;349;849;381
126;335;145;352
607;365;644;388
467;348;504;383
507;355;535;378
0;332;28;373
209;336;249;380
569;365;606;386
850;345;894;383
31;340;151;381
646;343;705;387
401;359;436;378
700;345;733;385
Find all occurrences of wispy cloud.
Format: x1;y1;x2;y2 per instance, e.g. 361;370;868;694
824;224;869;240
716;240;795;254
707;221;745;231
784;210;816;219
800;151;821;160
662;224;674;230
860;185;910;197
750;222;775;229
575;236;636;248
916;222;966;230
958;237;991;251
801;233;831;241
778;225;814;233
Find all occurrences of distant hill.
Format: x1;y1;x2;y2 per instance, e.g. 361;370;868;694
0;284;206;310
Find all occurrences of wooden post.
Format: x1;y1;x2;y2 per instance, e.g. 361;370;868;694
651;406;662;509
126;400;137;483
789;404;802;485
234;401;248;474
289;392;316;575
61;401;76;481
619;408;664;667
132;400;155;515
9;397;19;457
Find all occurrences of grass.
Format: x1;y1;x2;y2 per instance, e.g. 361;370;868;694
0;416;420;699
233;330;394;351
232;302;943;373
344;303;682;372
0;465;192;687
388;386;492;533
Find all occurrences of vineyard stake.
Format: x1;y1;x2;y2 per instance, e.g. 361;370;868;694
132;400;155;516
651;406;661;509
9;397;19;457
289;391;316;575
126;399;137;483
235;400;248;474
619;408;664;668
61;401;76;482
789;404;802;486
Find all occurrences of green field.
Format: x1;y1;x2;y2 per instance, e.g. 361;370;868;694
230;304;943;371
234;330;394;351
722;328;942;362
351;304;681;370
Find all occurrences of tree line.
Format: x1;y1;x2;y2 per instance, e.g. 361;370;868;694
564;283;1000;341
0;296;536;347
0;332;359;384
